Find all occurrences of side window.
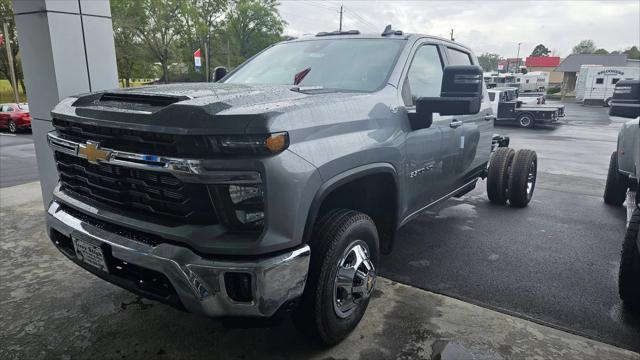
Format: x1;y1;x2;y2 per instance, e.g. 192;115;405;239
402;45;444;105
447;48;472;65
612;78;620;84
595;78;604;84
488;92;496;101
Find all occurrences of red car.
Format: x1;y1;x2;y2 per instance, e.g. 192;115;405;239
0;103;31;133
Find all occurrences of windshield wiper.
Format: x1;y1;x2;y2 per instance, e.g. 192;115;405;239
290;85;325;93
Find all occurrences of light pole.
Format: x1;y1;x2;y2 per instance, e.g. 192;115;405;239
2;20;20;103
515;42;522;74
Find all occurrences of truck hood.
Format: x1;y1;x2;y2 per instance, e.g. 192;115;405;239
51;83;368;135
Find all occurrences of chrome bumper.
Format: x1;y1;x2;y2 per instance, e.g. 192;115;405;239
46;200;310;317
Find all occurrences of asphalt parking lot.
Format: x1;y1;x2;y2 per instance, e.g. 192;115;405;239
0;131;37;188
381;101;640;351
0;100;638;357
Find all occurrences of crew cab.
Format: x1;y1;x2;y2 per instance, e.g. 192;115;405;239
45;27;537;344
488;88;560;128
0;103;31;133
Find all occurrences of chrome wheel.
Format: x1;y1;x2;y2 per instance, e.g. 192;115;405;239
8;121;17;133
333;240;376;318
526;158;537;200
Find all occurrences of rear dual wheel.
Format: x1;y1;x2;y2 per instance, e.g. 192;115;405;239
487;148;537;207
604;151;627;206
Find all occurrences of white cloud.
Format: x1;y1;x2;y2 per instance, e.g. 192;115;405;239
278;0;640;57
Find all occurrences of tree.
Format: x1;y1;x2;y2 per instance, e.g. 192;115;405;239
225;0;286;61
0;0;25;95
572;40;597;54
624;46;640;60
179;0;227;80
530;44;550;57
111;0;155;86
134;0;186;83
593;48;609;55
477;53;501;72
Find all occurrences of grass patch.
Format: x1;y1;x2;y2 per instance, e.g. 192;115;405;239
0;79;27;103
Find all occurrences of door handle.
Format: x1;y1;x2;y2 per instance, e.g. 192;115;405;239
449;119;463;128
484;115;495;121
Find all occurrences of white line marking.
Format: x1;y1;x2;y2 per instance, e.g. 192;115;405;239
0;133;17;137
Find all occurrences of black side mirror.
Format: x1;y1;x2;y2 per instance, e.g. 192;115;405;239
609;80;640;119
213;66;227;82
411;65;483;130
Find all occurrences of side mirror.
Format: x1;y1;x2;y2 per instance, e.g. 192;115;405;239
412;65;483;130
609;80;640;119
213;66;227;82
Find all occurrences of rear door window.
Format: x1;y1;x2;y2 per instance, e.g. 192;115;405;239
447;48;473;65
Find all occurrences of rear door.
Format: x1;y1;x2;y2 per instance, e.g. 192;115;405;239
0;105;11;128
444;47;493;187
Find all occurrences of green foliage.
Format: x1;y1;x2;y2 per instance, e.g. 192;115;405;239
572;40;597;54
0;0;25;95
624;46;640;60
477;53;501;72
593;48;609;55
530;44;550;57
225;0;286;61
546;87;561;95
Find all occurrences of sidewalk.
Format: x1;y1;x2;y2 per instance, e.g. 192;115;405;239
1;182;639;360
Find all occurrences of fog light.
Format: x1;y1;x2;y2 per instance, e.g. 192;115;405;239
224;272;253;302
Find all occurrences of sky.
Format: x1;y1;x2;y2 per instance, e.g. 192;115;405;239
277;0;640;58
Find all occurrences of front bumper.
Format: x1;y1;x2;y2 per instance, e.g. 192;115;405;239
47;200;310;317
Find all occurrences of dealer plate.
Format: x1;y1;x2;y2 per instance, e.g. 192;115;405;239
72;236;108;273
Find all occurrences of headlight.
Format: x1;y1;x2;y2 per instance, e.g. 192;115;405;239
210;183;265;231
218;132;289;155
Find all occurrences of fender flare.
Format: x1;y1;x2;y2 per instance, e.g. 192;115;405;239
301;162;399;244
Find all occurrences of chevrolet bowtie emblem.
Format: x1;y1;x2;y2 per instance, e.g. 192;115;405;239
77;141;111;164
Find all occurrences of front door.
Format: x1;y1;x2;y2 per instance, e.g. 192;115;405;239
402;43;458;214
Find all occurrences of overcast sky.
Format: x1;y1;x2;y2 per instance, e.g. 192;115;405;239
278;1;640;58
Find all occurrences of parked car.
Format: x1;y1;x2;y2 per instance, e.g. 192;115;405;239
45;27;537;344
488;89;560;128
0;103;31;133
603;79;640;308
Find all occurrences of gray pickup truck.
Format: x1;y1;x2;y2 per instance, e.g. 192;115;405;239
45;27;537;344
604;79;640;309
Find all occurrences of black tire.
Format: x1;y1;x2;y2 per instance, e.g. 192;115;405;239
517;113;535;129
8;120;17;133
619;209;640;309
292;209;379;345
508;149;537;207
604;151;627;206
487;147;515;205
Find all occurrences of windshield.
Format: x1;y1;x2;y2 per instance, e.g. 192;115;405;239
224;39;405;92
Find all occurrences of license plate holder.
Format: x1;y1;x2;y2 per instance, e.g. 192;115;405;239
72;236;109;273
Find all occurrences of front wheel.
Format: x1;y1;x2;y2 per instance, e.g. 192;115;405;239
517;114;535;129
619;209;640;309
292;209;379;345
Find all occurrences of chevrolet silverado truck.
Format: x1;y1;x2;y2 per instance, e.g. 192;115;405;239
488;88;561;128
46;27;537;344
603;79;640;308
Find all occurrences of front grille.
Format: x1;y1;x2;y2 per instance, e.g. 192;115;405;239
53;119;218;158
55;151;217;225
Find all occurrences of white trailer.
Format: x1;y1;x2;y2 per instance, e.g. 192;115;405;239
515;72;549;92
576;65;640;106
